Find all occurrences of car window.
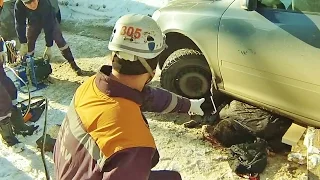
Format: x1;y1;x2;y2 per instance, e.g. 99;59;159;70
258;0;320;14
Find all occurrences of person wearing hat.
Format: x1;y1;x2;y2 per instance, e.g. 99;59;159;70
53;14;205;180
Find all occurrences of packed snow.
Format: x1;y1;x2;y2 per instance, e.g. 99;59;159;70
0;0;309;180
58;0;172;26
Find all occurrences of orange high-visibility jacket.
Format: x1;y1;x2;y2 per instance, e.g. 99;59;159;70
54;65;191;180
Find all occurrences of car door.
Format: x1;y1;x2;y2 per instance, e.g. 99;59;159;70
218;0;320;125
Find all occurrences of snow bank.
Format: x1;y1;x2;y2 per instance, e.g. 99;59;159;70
58;0;172;26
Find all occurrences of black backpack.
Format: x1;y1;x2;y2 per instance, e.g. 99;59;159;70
228;139;268;175
231;114;292;153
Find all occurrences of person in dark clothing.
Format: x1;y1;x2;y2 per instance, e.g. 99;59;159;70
14;0;82;75
0;0;19;147
0;0;38;147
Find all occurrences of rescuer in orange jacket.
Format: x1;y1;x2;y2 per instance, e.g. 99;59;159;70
54;14;205;180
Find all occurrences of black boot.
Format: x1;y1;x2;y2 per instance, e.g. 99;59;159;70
0;117;20;146
10;107;38;136
69;61;82;75
61;47;82;75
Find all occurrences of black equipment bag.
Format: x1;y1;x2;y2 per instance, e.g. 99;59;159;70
228;139;268;175
33;57;52;83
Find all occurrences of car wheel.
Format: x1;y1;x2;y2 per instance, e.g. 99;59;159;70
160;48;212;99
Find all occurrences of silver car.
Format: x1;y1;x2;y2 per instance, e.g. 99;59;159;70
152;0;320;127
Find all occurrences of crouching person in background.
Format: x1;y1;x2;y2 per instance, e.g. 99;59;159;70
0;0;38;147
0;39;38;147
53;14;205;180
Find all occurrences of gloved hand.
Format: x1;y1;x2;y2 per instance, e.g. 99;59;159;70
43;46;52;60
0;51;6;63
188;98;205;116
19;43;28;56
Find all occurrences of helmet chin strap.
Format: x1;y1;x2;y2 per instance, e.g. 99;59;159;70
137;56;155;78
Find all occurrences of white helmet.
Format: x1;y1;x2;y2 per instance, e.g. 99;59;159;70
108;14;166;61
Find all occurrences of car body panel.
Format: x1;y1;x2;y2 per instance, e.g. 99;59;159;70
154;0;320;127
219;0;320;126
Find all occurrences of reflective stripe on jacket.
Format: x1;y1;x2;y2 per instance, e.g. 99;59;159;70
54;65;191;179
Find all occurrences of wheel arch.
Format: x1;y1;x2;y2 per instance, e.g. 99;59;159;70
161;29;219;90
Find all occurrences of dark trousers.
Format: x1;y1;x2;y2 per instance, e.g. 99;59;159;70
27;19;75;63
0;62;16;122
0;62;17;100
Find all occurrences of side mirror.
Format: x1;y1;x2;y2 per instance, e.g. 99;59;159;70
240;0;257;11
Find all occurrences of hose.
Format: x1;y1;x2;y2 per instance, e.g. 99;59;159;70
5;65;50;180
33;95;50;180
1;37;31;119
5;66;32;122
1;37;19;63
2;38;50;179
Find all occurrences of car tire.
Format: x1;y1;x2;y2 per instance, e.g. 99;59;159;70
160;48;212;99
161;48;231;118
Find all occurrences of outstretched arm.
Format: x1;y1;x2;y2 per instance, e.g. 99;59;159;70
141;86;204;116
141;86;191;113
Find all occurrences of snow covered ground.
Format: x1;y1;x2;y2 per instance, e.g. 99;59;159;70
58;0;172;26
0;1;309;180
